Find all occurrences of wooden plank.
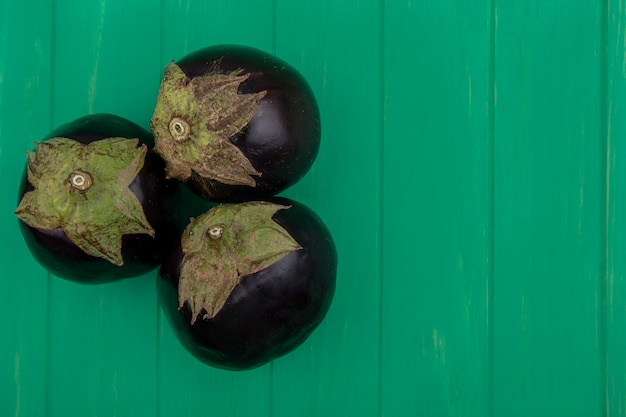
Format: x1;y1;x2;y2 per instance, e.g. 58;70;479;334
46;1;161;415
272;1;382;415
159;0;277;56
606;0;626;414
0;2;52;416
492;2;605;416
155;2;275;416
381;0;493;415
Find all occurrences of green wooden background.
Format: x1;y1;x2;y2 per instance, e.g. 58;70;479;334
1;0;625;416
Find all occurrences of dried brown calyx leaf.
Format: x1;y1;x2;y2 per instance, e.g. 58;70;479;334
179;202;301;324
15;137;154;266
151;62;266;186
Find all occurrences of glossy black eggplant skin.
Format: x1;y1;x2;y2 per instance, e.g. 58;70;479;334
158;197;337;370
17;113;181;284
176;44;321;202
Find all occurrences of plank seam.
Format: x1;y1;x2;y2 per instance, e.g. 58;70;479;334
488;0;497;416
601;0;610;415
378;0;385;415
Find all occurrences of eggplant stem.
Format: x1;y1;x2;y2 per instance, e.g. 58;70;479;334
69;170;93;191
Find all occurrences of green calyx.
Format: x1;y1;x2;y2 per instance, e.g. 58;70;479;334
150;62;267;186
179;202;301;324
15;137;155;266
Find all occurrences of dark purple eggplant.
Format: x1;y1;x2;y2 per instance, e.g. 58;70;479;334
15;113;180;284
158;197;337;370
150;44;321;202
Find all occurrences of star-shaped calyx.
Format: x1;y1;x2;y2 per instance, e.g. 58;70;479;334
15;137;155;266
150;62;267;187
179;202;302;324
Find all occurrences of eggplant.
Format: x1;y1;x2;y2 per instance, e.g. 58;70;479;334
150;44;321;202
158;197;337;370
15;113;180;284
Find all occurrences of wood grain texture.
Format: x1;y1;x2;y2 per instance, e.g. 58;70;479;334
492;1;605;416
607;0;626;415
0;2;52;416
382;0;492;415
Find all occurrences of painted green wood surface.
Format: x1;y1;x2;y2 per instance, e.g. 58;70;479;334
493;1;605;415
382;1;492;415
1;1;626;416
